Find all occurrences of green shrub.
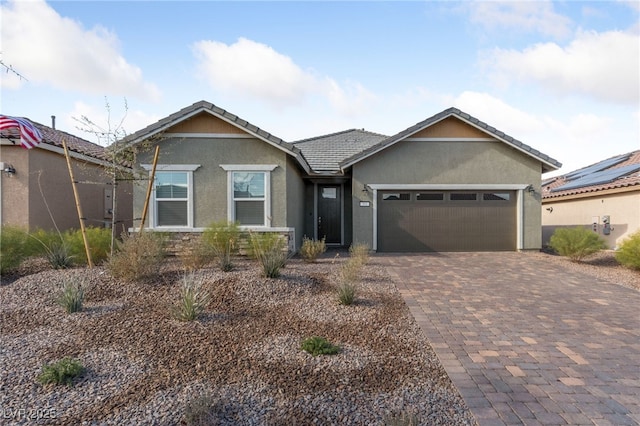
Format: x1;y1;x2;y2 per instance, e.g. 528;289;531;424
299;237;326;263
172;274;211;321
202;221;240;271
37;357;85;386
0;226;30;274
108;232;166;281
65;227;112;265
249;232;288;278
349;242;370;265
301;336;340;356
57;278;85;313
549;227;606;262
46;242;74;269
615;231;640;270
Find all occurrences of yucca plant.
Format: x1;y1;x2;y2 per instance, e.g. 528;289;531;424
57;278;85;313
172;274;212;321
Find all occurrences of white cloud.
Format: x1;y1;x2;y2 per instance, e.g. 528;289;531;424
0;0;161;101
192;37;376;116
482;29;640;104
467;1;572;39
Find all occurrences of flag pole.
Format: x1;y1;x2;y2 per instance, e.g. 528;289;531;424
139;145;160;233
63;139;94;268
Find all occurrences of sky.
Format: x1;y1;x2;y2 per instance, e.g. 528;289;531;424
1;0;639;177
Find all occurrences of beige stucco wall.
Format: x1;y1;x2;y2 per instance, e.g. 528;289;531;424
542;190;640;249
134;136;296;230
351;139;543;250
0;144;132;234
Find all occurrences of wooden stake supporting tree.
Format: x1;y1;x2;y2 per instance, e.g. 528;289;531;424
63;139;94;268
139;145;160;233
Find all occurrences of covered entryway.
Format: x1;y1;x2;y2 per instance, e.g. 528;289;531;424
377;190;517;252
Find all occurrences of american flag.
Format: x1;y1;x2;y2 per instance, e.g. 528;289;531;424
0;115;43;149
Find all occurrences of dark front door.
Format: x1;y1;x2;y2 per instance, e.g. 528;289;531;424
317;185;341;244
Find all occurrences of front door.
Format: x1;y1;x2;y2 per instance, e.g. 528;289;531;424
317;185;341;244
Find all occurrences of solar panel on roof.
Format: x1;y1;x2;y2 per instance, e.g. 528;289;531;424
552;163;640;192
564;154;630;181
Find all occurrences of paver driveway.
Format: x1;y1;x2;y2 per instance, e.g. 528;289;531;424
381;252;640;426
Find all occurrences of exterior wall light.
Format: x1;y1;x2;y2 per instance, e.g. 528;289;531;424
0;162;16;175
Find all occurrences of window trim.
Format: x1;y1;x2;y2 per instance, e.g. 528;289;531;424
220;164;278;227
141;164;200;229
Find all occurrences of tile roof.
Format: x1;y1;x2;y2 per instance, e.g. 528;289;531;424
340;107;562;173
542;150;640;199
1;118;111;163
121;100;299;153
293;129;388;173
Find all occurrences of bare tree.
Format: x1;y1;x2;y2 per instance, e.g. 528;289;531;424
74;98;138;255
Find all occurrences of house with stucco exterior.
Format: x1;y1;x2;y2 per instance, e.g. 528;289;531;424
542;150;640;249
0;119;133;234
122;100;561;252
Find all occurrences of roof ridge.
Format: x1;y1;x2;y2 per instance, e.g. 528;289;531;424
294;128;389;144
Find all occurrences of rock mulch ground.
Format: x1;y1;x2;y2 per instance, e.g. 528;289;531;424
0;254;477;425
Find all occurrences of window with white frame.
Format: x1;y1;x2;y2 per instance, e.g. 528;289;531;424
155;171;189;226
142;164;199;228
221;165;277;227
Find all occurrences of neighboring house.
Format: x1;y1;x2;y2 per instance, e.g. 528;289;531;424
0;118;133;234
123;100;560;252
541;150;640;249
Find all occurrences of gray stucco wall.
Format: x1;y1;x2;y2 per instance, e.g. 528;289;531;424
134;137;291;229
285;157;306;250
351;140;543;250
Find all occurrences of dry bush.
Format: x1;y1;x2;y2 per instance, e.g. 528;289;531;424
299;237;326;263
108;232;166;281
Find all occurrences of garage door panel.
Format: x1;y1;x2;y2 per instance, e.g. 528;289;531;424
378;191;516;252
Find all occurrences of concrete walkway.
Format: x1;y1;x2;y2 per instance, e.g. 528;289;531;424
381;252;640;426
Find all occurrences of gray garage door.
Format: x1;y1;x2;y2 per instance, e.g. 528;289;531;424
377;190;517;252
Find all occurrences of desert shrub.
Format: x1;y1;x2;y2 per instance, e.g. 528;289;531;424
384;411;421;426
301;336;340;356
108;231;166;281
299;237;326;262
172;274;211;321
57;278;85;313
179;237;213;271
249;232;289;278
183;393;221;426
549;227;606;262
615;231;640;270
37;357;85;386
26;229;73;269
65;226;112;265
202;221;240;271
349;242;370;265
0;226;31;274
337;282;356;306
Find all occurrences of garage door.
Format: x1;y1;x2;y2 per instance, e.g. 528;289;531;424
377;190;516;252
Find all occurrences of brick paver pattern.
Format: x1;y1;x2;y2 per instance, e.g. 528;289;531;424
382;252;640;426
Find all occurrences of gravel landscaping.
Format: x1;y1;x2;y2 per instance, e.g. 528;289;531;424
1;249;636;425
0;253;476;425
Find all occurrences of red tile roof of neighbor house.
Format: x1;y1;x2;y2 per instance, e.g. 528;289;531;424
542;150;640;199
1;117;121;165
